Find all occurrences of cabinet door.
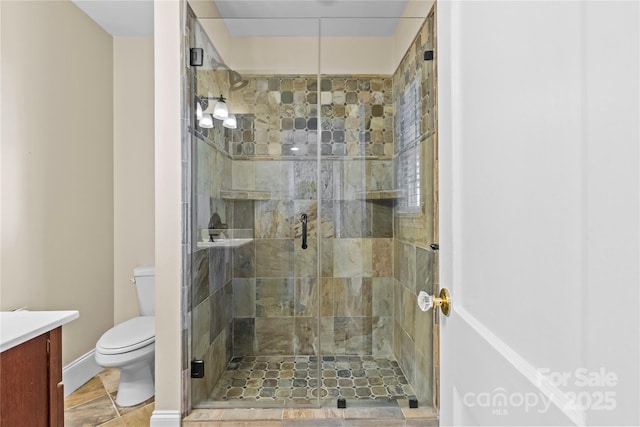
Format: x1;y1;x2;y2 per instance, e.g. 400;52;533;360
0;332;50;426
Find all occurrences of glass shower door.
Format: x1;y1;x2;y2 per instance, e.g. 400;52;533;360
315;14;438;410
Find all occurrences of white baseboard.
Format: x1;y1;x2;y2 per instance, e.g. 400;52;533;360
62;349;103;397
150;410;181;426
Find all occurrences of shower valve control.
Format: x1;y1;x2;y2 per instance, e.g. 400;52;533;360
417;289;452;317
301;214;308;250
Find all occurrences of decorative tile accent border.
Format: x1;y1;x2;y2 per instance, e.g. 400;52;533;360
227;76;394;159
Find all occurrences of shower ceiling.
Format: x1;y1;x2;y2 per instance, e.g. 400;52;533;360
212;0;409;37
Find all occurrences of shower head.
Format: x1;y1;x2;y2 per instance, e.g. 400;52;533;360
210;57;248;91
229;70;249;91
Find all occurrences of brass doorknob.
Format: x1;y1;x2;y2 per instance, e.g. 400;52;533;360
417;288;452;316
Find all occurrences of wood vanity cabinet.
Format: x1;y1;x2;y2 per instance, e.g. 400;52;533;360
0;327;63;427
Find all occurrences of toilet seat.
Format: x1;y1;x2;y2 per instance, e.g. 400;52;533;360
96;316;155;355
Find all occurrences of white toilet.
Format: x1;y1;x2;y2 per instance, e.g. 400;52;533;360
95;266;156;407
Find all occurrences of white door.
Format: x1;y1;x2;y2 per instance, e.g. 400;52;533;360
437;1;639;425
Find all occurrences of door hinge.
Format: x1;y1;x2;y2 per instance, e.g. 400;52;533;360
190;48;203;67
191;360;205;378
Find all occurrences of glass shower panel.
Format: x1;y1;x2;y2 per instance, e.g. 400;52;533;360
316;15;438;410
188;13;322;408
392;13;439;409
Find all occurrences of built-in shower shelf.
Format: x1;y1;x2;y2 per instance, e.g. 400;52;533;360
357;189;406;200
220;189;271;200
197;238;253;249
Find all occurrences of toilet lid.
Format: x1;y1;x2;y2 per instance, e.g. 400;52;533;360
97;316;155;355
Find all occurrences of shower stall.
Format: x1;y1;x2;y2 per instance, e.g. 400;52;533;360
184;7;438;411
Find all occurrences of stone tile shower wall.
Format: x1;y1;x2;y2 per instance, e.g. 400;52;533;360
220;74;397;360
228;159;396;359
392;11;438;406
187;12;238;407
190;144;235;406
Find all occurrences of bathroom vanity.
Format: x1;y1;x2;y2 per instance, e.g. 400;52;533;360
0;310;78;427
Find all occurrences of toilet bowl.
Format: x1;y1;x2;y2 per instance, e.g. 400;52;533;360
95;316;155;406
95;266;156;407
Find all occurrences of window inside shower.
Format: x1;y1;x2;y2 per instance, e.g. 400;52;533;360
185;8;438;411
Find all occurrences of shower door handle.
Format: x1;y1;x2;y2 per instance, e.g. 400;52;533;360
417;288;452;317
301;214;308;250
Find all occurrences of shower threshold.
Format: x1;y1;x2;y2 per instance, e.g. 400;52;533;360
200;355;417;408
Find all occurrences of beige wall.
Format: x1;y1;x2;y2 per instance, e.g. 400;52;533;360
0;0;3;300
113;37;155;324
153;0;183;414
227;36;393;75
0;0;114;365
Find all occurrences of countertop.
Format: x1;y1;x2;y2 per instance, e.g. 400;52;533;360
0;310;79;353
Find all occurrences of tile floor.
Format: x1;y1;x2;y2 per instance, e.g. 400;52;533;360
64;360;437;427
210;355;416;404
64;368;154;427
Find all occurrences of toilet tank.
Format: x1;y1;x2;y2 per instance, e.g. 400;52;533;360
133;266;155;316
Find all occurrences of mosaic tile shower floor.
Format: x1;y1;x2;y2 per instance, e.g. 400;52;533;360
210;355;416;405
